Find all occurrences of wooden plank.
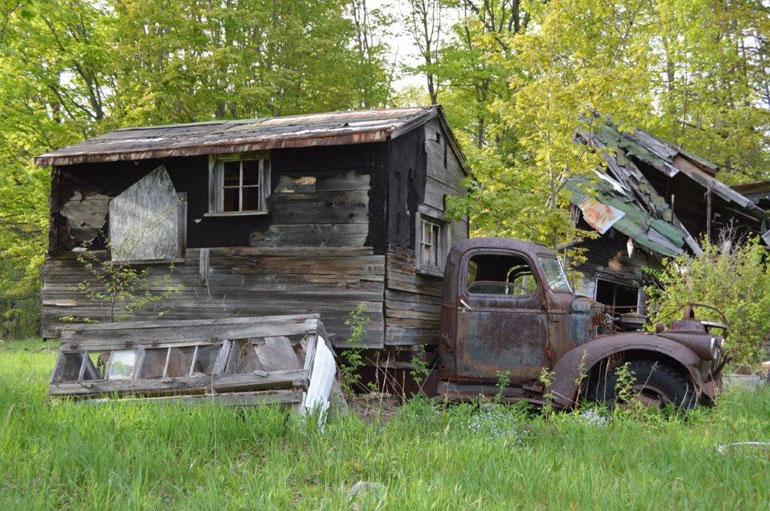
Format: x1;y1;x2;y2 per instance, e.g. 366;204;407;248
250;224;369;247
110;166;182;261
49;369;309;397
43;249;387;348
270;190;370;224
75;390;305;407
225;246;374;257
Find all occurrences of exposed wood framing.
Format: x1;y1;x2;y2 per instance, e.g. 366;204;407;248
49;314;338;413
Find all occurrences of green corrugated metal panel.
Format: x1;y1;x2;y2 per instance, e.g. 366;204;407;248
567;175;685;257
594;124;668;171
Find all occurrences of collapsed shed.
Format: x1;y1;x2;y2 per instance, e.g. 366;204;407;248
568;123;768;325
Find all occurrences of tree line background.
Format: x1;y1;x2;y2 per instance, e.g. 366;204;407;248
2;0;770;338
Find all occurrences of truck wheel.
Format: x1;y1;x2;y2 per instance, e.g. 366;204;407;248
586;359;697;409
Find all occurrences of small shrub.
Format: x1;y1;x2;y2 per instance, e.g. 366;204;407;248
645;232;770;367
338;303;370;395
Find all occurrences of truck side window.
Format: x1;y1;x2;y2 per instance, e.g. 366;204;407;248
466;253;538;296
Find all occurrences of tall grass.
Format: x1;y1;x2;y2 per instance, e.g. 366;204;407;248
2;339;769;510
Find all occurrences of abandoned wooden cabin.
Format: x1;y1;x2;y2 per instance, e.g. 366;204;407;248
35;106;469;352
568;123;768;327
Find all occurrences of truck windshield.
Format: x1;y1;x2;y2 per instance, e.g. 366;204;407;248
537;256;572;294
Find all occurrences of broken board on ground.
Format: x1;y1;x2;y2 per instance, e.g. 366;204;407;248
49;314;339;414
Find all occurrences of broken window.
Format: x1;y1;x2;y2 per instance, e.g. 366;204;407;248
466;253;539;296
209;153;270;215
418;216;448;273
48;315;337;414
595;278;640;314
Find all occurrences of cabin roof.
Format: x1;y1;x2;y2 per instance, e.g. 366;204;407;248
36;106;465;167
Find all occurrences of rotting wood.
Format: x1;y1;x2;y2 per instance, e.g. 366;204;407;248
49;315;341;414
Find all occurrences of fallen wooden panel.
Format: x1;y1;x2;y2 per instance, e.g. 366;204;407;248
49;314;340;414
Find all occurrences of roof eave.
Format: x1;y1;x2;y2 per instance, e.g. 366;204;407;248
34;128;393;167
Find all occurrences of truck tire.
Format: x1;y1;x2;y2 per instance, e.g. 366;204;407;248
586;359;697;409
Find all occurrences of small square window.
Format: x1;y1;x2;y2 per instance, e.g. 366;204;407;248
209;154;270;215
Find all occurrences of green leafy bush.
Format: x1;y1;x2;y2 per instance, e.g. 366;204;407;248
646;234;770;367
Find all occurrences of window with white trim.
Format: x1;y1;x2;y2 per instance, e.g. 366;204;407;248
209;154;270;215
418;216;448;274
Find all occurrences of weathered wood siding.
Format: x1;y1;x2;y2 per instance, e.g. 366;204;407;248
573;233;660;299
42;248;385;347
45;142;390;347
383;119;468;346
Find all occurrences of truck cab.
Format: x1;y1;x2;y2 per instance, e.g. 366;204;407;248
438;238;725;408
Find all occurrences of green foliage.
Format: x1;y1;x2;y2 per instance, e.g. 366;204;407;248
495;369;511;400
416;0;770;250
538;366;556;416
72;247;182;323
646;234;770;367
0;0;395;337
338;303;370;395
3;341;770;509
408;344;431;392
614;362;637;404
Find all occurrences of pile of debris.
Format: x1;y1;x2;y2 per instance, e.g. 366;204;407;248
568;123;768;258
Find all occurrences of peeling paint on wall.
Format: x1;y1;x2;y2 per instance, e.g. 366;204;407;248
59;191;110;244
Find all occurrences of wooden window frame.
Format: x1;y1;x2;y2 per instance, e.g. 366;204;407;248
416;209;449;276
206;152;271;217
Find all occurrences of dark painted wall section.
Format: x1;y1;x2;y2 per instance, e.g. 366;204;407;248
386;127;427;250
50;142;387;252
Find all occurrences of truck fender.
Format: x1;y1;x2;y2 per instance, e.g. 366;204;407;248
548;333;706;408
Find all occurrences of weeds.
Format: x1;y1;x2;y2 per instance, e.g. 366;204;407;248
338;303;369;396
2;340;770;510
495;370;511;401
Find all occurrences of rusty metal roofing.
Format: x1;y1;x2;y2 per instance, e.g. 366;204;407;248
36;106;462;167
567;173;686;257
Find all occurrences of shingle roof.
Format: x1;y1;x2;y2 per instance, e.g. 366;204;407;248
36;106;461;166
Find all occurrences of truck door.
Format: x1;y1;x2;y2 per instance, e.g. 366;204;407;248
455;250;549;383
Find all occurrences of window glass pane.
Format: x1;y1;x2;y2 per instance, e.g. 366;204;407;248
223;187;239;212
431;226;439;265
223;161;240;187
466;253;538;295
423;222;431;244
166;347;196;378
242;186;260;211
537;256;573;294
85;351;109;380
192;344;221;376
141;348;168;378
106;350;137;380
242;160;259;186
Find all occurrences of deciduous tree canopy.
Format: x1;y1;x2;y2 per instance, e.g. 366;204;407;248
2;0;769;336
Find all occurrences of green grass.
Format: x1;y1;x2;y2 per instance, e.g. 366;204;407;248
2;339;769;510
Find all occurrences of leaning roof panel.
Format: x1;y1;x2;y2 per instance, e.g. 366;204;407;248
36;106;444;166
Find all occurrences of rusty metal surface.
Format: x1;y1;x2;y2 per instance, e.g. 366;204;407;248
548;332;708;407
438;236;723;407
577;197;625;235
36;107;439;166
439;239;557;384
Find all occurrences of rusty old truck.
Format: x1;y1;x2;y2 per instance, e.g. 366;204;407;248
435;238;727;408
